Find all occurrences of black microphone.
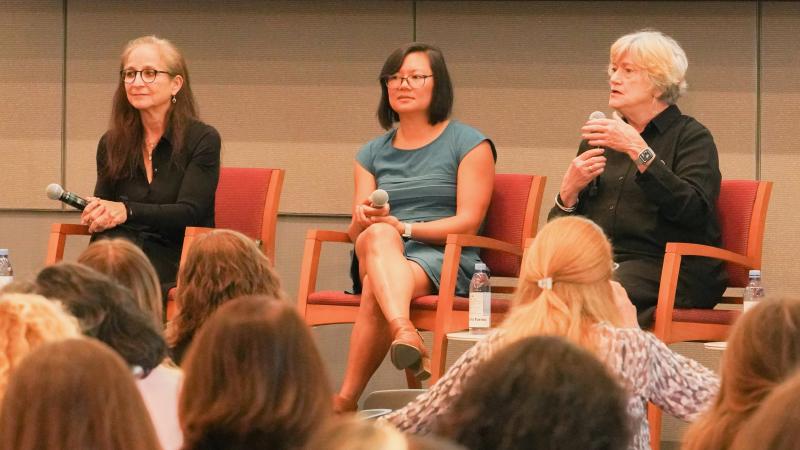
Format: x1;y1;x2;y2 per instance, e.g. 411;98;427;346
46;184;88;210
587;111;606;197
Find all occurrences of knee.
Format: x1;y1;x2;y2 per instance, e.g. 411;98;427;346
356;223;401;257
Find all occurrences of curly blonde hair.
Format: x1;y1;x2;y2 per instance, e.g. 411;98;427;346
0;293;82;398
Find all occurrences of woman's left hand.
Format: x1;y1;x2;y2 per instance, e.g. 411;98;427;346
82;198;127;233
581;113;648;161
610;281;639;328
369;214;403;235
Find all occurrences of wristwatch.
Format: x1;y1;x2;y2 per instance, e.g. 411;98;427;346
402;222;412;238
637;147;655;166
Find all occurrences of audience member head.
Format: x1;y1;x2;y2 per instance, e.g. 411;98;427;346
731;371;800;450
438;335;630;450
502;216;622;348
0;338;161;450
683;298;800;450
169;229;283;363
78;238;163;324
377;42;453;129
34;262;166;376
306;417;465;450
180;295;330;450
0;293;81;398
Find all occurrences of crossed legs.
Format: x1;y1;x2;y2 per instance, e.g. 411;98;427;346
336;223;432;410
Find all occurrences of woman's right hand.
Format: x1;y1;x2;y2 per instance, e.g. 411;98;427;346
353;198;391;230
558;148;606;207
611;281;639;328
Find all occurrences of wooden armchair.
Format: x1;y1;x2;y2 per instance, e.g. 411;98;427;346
296;173;546;385
647;179;773;450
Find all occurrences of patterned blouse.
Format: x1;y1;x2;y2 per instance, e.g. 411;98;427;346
383;323;720;450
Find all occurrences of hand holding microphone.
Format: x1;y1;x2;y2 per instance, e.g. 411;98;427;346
354;189;390;229
46;183;127;232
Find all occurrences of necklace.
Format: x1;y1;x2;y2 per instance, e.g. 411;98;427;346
144;140;157;161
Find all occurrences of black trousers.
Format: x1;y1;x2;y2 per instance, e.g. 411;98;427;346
614;254;728;328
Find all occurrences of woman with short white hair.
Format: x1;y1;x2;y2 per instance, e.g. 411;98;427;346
549;29;726;327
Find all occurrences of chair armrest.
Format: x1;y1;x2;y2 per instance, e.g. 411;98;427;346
184;226;214;238
45;223;91;265
665;242;754;268
297;229;353;314
444;234;522;256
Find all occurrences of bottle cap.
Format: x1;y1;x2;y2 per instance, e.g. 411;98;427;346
749;269;761;277
0;249;8;256
475;262;488;272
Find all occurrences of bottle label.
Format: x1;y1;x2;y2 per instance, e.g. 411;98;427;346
469;291;491;329
0;276;13;288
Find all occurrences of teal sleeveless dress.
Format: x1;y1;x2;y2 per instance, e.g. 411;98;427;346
354;120;496;296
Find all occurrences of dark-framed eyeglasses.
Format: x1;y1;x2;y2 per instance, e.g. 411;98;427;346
120;69;172;84
384;74;433;89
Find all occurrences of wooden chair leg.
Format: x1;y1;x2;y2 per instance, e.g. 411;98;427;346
648;402;662;450
429;329;449;384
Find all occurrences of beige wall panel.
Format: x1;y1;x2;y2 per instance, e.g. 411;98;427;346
0;1;64;208
417;1;756;201
760;2;800;298
64;0;412;213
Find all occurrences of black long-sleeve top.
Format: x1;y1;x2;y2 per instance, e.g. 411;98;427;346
93;119;221;251
549;105;727;305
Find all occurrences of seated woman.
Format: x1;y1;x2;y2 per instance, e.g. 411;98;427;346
81;35;220;289
0;293;81;399
179;295;330;450
438;335;631;450
78;238;163;324
682;298;800;450
548;30;726;326
384;216;719;450
731;370;800;450
166;229;284;364
337;42;496;412
0;339;161;450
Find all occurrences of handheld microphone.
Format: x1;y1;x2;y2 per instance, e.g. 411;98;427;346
46;184;88;210
587;111;606;197
369;189;389;208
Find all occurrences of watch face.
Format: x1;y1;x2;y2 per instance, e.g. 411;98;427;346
638;147;655;165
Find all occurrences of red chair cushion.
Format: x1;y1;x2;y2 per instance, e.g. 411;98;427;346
215;168;272;240
717;180;759;287
481;174;534;277
672;308;739;325
307;291;511;314
307;290;361;307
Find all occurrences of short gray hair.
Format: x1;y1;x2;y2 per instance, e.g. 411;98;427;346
610;30;688;104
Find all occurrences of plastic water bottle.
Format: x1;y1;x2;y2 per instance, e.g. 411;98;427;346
743;269;765;313
469;263;491;333
0;249;13;289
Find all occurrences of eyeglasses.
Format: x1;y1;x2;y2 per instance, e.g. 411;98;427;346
384;74;433;89
120;69;172;84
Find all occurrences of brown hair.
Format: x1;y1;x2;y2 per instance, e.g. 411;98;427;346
0;338;161;450
682;298;800;450
102;35;197;181
730;371;800;450
501;216;622;351
78;238;163;324
179;295;331;450
0;293;82;400
168;229;283;363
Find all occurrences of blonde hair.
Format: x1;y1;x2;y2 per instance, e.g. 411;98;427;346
0;293;82;398
501;216;622;351
78;239;162;325
305;417;408;450
730;371;800;450
610;29;688;104
682;298;800;450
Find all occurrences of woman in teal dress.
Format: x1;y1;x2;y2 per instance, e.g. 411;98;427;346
334;43;496;412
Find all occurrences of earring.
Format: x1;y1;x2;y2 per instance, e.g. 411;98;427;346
171;95;177;104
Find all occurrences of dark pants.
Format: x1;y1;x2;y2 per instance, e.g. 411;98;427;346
615;254;727;328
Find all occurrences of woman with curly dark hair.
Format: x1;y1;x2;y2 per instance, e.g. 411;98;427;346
166;229;284;364
438;335;631;450
179;295;330;450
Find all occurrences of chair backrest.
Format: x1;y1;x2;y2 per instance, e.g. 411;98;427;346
716;180;772;287
214;167;284;261
480;174;546;278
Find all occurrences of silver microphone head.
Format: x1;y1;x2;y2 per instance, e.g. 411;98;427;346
46;183;64;200
369;189;389;208
589;111;606;120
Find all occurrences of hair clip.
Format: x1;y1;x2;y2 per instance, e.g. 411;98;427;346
537;277;553;290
